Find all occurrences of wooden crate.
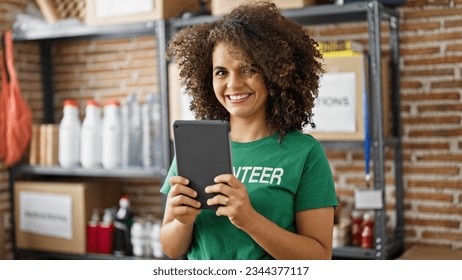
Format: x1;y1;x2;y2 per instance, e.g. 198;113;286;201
35;0;86;23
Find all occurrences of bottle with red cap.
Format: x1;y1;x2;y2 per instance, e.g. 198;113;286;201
58;99;81;168
361;211;375;249
101;99;122;169
80;99;102;169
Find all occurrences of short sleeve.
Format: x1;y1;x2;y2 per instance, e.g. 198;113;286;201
160;156;178;195
294;143;338;211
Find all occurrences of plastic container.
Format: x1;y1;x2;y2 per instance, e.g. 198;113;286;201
86;208;100;253
150;218;163;258
101;100;122;169
80;99;102;169
140;93;163;170
58;99;81;168
113;195;134;257
98;208;115;254
130;217;145;257
121;94;142;168
350;210;363;246
361;211;375;249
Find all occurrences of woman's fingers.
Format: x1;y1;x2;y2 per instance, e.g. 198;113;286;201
206;193;228;207
171;191;201;209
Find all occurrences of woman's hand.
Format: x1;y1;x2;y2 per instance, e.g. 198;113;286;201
166;176;201;225
205;174;257;229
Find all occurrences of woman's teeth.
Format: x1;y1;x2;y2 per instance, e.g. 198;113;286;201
229;94;250;100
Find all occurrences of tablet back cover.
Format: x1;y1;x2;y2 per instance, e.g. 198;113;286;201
173;120;233;210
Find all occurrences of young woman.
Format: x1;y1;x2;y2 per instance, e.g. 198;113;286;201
160;1;338;260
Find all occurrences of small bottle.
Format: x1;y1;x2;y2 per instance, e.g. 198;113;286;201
113;195;134;257
58;99;81;168
80;99;102;169
122;94;142;168
143;215;156;257
350;210;363;246
151;93;162;170
150;218;163;258
101;100;122;169
130;95;142;167
98;208;115;254
86;208;100;253
361;211;375;249
130;217;145;257
141;95;153;169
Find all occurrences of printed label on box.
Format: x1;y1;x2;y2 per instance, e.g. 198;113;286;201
306;72;357;133
20;191;73;239
95;0;154;18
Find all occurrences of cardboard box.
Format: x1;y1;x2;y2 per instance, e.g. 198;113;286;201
211;0;317;16
14;181;121;255
304;54;391;141
398;245;462;260
85;0;200;25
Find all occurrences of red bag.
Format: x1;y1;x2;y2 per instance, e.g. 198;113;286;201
0;30;32;167
0;52;8;161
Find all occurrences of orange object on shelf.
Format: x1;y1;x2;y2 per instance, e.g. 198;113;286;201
0;30;32;167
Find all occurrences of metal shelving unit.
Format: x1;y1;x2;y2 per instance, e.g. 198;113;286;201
171;1;404;260
290;1;405;260
289;1;404;260
9;20;172;260
9;0;403;260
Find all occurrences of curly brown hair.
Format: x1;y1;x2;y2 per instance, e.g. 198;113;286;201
166;0;324;139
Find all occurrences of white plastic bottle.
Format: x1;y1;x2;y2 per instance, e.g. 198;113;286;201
58;99;81;168
121;94;142;168
130;217;145;257
101;99;122;169
151;93;162;170
130;96;142;167
80;99;102;169
141;94;154;169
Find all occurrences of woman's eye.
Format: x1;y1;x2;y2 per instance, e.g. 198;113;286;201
214;70;227;77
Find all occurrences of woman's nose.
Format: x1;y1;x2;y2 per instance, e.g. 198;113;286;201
227;72;244;89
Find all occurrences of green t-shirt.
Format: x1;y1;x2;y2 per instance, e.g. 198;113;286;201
160;130;338;260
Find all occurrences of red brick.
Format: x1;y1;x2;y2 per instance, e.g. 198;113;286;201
405;55;462;66
405;191;453;202
400;92;459;101
404;0;451;7
409;129;462;137
445;19;462;28
447;43;462;52
421;231;462;241
402;115;461;125
400;21;440;32
418;206;462;215
400;46;440;56
404;166;459;175
417;153;462;162
418;103;462;112
407;180;461;190
405;217;459;228
403;8;462;19
431;80;462;89
400;80;422;89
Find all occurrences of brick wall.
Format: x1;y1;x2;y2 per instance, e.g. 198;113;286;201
1;0;461;259
307;0;462;250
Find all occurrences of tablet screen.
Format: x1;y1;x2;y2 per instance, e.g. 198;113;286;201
173;120;233;210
